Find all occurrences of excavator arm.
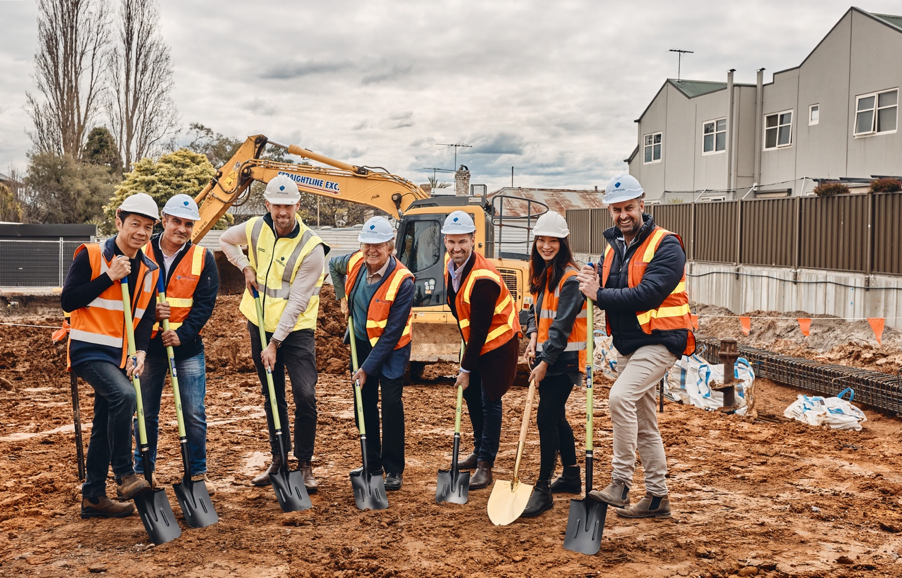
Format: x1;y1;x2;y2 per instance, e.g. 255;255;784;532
191;135;429;242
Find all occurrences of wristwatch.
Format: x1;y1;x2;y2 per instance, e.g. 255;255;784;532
269;338;282;349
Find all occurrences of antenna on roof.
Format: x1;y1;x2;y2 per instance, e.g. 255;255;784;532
669;49;694;82
436;143;472;170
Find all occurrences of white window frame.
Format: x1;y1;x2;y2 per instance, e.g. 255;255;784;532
854;88;898;137
702;118;727;155
763;110;793;150
809;104;819;126
643;132;662;164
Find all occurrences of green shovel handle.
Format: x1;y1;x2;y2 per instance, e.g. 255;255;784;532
253;287;282;431
158;288;186;439
348;316;366;436
120;279;148;446
586;299;594;452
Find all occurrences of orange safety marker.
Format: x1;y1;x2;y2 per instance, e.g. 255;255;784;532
868;318;885;346
690;314;699;331
739;316;751;336
797;318;811;337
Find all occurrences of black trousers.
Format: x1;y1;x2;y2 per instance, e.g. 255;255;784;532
352;338;405;473
537;373;577;480
248;322;318;463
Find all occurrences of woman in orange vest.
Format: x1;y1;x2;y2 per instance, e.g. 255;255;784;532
522;211;587;517
61;194;160;519
329;217;415;491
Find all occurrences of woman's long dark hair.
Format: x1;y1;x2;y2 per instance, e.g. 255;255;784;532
529;235;579;296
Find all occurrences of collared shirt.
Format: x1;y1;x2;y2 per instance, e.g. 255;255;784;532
366;257;391;285
159;240;187;280
447;251;474;293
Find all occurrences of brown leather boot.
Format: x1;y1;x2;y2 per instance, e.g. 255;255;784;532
297;461;318;493
469;461;493;489
116;473;151;500
252;455;281;487
81;496;135;518
456;452;479;470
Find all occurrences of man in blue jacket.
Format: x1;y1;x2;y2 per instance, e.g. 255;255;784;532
329;216;415;491
578;174;695;519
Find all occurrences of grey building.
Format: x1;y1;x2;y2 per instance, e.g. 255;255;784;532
627;6;902;201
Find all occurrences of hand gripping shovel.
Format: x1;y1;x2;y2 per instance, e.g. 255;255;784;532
157;277;218;528
348;316;388;511
252;288;312;512
564;297;608;555
121;278;181;545
436;340;469;504
486;379;537;526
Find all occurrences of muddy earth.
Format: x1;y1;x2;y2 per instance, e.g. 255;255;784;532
1;290;902;577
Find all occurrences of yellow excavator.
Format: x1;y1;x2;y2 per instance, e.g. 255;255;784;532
191;135;545;375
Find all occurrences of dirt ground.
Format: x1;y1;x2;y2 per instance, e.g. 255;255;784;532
2;291;902;577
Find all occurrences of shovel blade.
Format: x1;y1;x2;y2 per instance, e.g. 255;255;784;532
435;469;470;504
563;498;608;555
270;470;313;512
487;479;533;526
134;488;181;545
350;471;388;510
173;479;219;528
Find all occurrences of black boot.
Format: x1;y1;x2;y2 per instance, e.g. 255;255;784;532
521;480;553;518
549;465;581;494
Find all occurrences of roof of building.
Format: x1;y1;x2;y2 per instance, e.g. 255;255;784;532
487;187;606;218
872;11;902;31
0;172;10;182
669;79;727;98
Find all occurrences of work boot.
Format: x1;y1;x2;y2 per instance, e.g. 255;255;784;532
456;452;479;470
615;493;672;519
117;473;155;499
350;465;384;477
384;472;403;491
252;455;281;487
80;496;135;519
298;461;318;493
116;473;151;500
549;465;581;494
190;473;216;497
469;461;493;490
521;480;553;518
588;480;630;508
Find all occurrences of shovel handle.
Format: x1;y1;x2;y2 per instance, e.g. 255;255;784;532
156;278;187;439
348;316;360;371
121;279;148;446
586;299;594;452
511;379;537;483
252;288;282;431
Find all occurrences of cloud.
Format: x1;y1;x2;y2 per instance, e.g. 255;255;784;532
383;111;414;130
244;98;278;116
361;64;413;85
259;60;352;80
351;120;371;131
469;132;526;156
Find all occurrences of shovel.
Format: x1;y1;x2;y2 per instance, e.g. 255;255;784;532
564;297;608;555
348;316;388;511
436;340;469;504
252;288;312;512
121;278;181;546
486;379;537;526
157;277;218;528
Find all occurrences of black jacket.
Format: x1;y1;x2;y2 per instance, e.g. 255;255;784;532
594;213;689;357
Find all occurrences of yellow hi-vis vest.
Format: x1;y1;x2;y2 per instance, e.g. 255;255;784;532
238;215;328;333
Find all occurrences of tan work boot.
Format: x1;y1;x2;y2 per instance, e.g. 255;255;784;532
469;461;493;489
297;461;318;493
615;493;672;519
191;474;216;496
81;496;136;518
116;473;151;500
252;455;281;487
587;480;630;508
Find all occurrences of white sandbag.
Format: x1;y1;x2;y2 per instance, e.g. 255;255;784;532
663;353;755;415
783;388;866;431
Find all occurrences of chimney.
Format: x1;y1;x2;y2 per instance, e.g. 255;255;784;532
420;183;433;196
455;165;470;197
754;68;765;185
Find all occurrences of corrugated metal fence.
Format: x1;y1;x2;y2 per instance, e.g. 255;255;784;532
0;240;85;287
566;192;902;276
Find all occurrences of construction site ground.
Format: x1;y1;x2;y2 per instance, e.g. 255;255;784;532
1;289;901;577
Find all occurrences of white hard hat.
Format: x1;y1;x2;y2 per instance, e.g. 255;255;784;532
118;192;159;221
263;174;301;205
603;174;644;205
161;194;200;221
358;216;395;243
441;210;477;234
532;211;570;238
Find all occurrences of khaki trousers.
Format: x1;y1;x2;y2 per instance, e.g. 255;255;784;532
609;344;677;496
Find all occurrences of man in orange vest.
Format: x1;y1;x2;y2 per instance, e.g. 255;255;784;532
328;216;415;491
578;174;694;520
61;193;160;518
443;210;521;490
133;195;219;495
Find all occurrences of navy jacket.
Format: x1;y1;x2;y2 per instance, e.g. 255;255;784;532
594;213;689;357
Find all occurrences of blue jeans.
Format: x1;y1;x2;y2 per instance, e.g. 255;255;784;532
462;369;503;467
74;361;137;499
132;351;208;476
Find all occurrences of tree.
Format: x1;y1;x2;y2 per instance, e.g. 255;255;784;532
83;127;123;174
102;148;229;234
23;152;115;224
0;183;23;222
428;176;450;190
26;0;110;158
185;123;242;168
107;0;179;170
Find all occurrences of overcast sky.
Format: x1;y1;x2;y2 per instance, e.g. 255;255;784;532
2;0;900;191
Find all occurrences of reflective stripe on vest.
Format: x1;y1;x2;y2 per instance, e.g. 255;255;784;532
601;227;695;355
532;268;588;370
238;215;326;333
143;242;206;337
346;251;414;349
448;251;520;355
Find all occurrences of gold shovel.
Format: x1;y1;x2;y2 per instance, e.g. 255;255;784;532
486;379;537;526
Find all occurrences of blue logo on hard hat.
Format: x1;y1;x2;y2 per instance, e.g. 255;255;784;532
615;182;621;188
183;200;189;206
453;217;459;222
279;185;285;191
370;225;375;230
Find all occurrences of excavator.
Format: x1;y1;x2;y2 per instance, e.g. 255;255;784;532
191;135;545;375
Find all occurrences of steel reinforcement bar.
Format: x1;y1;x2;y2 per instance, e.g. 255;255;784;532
695;338;902;414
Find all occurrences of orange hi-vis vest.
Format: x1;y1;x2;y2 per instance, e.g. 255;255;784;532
67;241;159;370
447;251;521;355
533;267;588;372
345;251;414;349
143;241;206;338
601;226;695;355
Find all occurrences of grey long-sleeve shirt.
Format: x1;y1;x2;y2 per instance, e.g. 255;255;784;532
219;218;326;342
